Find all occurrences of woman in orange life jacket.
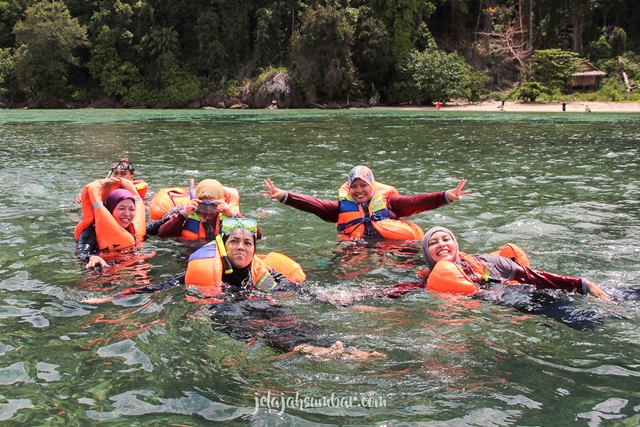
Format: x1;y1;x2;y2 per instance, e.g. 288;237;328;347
157;179;260;240
84;218;385;360
421;226;610;300
262;165;470;241
76;188;169;269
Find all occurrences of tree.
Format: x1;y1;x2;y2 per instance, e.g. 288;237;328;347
529;48;581;91
390;46;488;104
370;0;435;61
291;4;357;100
148;26;179;56
479;2;532;79
88;25;141;98
351;7;392;96
12;0;87;100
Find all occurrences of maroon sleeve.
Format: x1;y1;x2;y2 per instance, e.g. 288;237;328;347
387;191;449;218
513;265;584;293
157;214;187;237
283;192;341;223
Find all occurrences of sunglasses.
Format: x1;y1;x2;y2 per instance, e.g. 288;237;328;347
196;200;219;214
221;218;258;235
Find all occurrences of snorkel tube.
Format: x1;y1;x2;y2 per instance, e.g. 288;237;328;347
216;234;234;274
189;178;195;199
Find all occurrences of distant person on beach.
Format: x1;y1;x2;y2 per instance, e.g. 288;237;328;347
585;105;591;112
562;101;567;112
262;165;471;241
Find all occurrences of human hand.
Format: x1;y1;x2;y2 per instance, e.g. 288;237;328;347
261;178;286;201
183;199;199;216
446;178;471;202
215;201;234;218
586;281;611;301
81;296;113;304
86;255;108;269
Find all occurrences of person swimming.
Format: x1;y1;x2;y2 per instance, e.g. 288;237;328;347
421;226;609;300
263;165;470;241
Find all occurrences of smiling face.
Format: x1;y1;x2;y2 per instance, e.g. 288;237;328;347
112;198;136;228
426;231;458;264
224;227;255;269
348;178;373;203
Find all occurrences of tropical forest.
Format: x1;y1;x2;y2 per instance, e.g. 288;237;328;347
0;0;638;108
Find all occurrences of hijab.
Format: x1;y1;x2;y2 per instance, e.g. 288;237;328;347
421;226;461;270
347;165;375;187
105;189;136;214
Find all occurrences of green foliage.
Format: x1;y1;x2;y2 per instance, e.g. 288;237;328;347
609;27;627;58
88;0;134;38
254;7;286;70
291;4;357;99
0;0;637;107
529;49;581;93
352;7;392;93
389;47;488;104
148;26;179;57
12;0;87;100
122;69;199;107
88;26;141;97
511;81;546;102
587;36;611;62
369;0;435;61
0;0;35;47
220;79;240;98
0;47;14;94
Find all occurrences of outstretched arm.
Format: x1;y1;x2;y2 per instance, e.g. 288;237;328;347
586;281;610;301
82;272;187;304
262;178;341;222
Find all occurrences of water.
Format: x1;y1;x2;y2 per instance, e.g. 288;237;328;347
0;108;639;425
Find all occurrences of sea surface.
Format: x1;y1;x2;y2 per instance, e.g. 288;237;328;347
0;108;639;425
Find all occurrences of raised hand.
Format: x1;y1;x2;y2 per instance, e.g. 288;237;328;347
261;178;287;202
446;178;471;201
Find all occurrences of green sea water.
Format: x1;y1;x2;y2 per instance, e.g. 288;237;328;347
0;108;639;425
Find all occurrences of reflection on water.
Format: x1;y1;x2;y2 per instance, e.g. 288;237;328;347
0;109;639;425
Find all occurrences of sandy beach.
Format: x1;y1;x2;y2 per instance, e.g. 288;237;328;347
375;100;640;113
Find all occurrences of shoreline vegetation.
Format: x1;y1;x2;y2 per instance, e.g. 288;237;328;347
1;2;638;114
3;100;639;113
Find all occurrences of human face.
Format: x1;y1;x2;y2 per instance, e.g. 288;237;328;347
349;178;373;204
112;198;136;228
198;198;219;222
110;168;135;180
225;228;255;269
427;231;457;263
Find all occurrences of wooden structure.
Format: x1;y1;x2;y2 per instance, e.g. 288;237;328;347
571;62;607;89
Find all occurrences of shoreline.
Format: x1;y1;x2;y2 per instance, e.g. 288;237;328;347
373;100;640;113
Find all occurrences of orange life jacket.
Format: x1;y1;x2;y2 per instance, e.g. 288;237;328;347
422;243;530;295
336;181;424;240
133;181;149;199
184;241;305;297
74;178;146;251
